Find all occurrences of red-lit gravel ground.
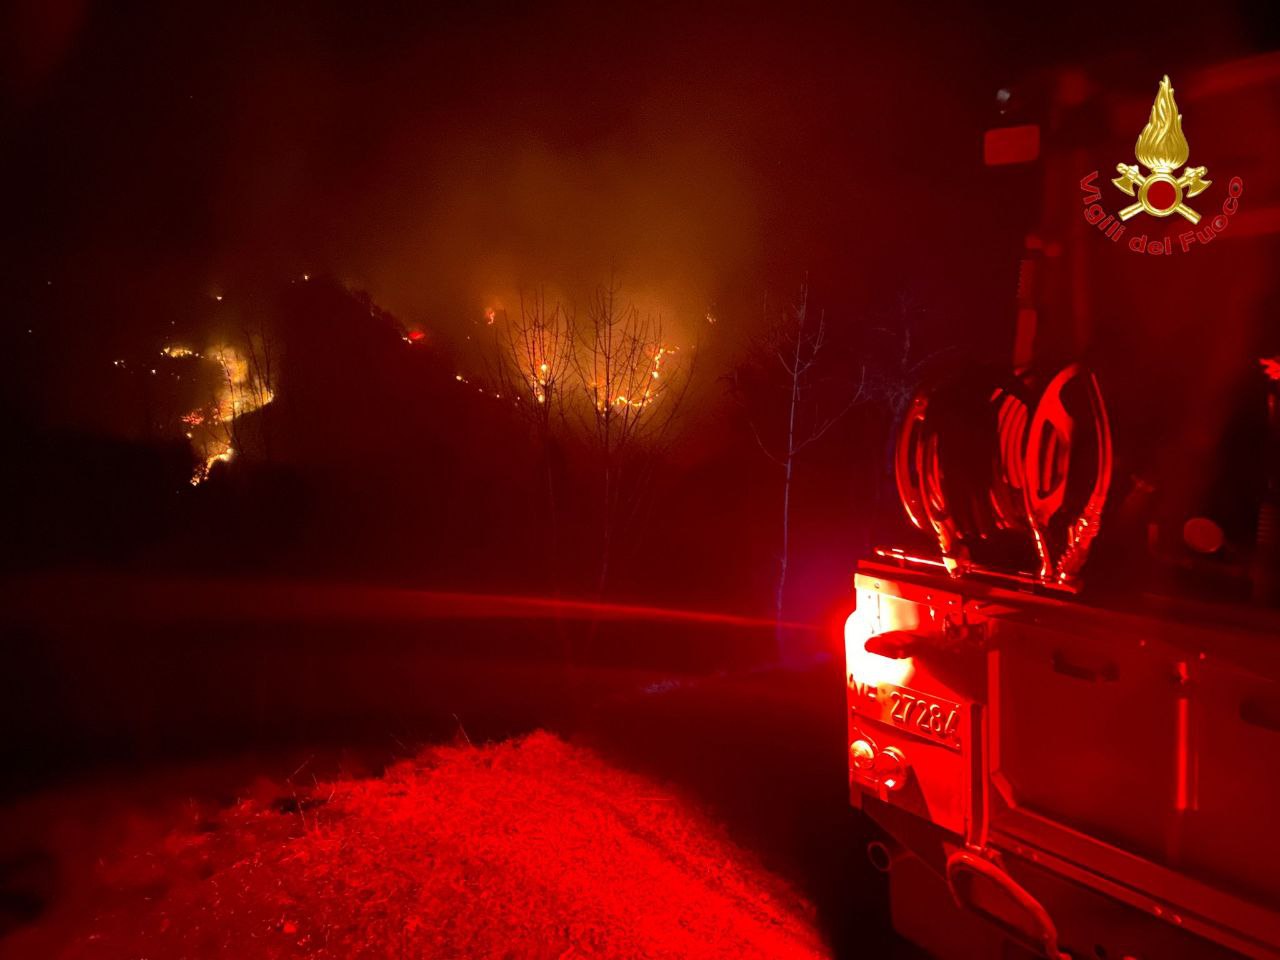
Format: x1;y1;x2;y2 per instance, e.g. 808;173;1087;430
0;732;829;959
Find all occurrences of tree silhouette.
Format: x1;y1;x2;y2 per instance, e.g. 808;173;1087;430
568;278;696;593
735;282;864;658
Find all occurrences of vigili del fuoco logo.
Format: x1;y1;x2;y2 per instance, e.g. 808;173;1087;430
1080;75;1243;255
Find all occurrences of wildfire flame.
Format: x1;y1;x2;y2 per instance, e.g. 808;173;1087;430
191;446;234;486
592;344;676;411
185;343;275;485
209;344;275;420
1135;75;1189;172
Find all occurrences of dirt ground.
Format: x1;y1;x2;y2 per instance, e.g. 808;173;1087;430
0;730;831;959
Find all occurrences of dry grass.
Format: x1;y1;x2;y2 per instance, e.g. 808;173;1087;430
1;732;829;959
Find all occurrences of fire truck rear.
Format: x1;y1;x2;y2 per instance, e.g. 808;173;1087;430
847;61;1280;959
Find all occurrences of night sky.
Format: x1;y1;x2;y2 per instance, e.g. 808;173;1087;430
10;3;1275;371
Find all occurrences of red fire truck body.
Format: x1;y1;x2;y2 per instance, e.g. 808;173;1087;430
847;56;1280;959
846;558;1280;958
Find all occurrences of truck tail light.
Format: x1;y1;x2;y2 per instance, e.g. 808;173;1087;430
844;605;915;688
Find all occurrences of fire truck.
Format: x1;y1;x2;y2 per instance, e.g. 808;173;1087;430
847;60;1280;958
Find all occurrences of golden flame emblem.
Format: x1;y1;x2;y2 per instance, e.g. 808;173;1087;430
1112;75;1211;223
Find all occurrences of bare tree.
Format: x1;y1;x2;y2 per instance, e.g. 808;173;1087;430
864;292;937;423
568;278;695;593
487;290;574;439
862;292;951;517
482;290;575;583
735;282;865;656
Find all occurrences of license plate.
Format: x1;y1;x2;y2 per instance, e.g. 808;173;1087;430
849;680;963;751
